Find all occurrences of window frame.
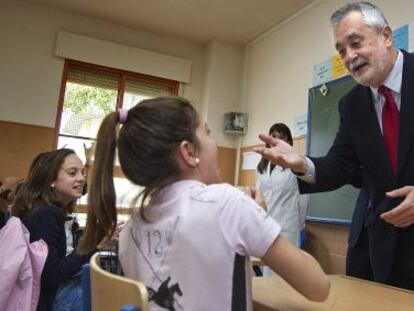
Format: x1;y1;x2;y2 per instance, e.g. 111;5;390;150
54;59;179;146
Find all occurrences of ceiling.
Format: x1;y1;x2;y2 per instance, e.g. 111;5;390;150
22;0;315;44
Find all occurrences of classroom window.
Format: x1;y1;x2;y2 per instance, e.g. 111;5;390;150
56;60;179;208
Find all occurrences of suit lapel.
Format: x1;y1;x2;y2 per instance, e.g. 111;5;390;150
398;51;414;176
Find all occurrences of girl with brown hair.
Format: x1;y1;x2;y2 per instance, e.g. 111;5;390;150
13;149;112;310
80;97;330;310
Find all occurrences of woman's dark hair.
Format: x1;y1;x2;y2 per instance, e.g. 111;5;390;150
12;149;77;218
257;123;293;174
78;96;200;253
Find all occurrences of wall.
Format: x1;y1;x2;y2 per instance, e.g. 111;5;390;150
200;40;246;183
0;0;206;127
201;41;245;148
217;147;237;185
0;121;55;179
0;0;200;179
0;0;244;183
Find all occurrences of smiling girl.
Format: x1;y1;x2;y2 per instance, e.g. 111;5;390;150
13;149;110;311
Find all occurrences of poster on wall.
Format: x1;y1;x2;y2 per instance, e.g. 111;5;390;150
292;113;308;137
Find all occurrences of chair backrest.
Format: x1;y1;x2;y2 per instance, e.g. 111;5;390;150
90;253;149;311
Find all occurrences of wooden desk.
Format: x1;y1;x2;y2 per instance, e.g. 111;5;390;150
253;275;414;311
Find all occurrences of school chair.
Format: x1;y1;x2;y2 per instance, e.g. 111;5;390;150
251;256;264;276
90;253;149;311
82;264;91;311
300;229;308;249
120;304;141;311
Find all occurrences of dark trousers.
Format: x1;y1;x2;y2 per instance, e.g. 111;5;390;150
346;225;414;290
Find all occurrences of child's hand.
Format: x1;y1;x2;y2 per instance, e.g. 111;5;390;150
96;221;126;250
111;221;126;242
0;177;23;202
83;142;95;169
244;186;267;210
0;177;23;194
244;186;257;200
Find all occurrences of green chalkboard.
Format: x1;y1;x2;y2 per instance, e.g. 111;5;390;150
306;76;359;224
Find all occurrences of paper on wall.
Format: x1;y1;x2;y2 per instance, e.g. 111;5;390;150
242;151;262;170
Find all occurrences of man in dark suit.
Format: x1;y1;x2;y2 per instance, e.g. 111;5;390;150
255;2;414;290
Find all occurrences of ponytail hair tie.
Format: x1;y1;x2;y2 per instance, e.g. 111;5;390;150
118;109;128;124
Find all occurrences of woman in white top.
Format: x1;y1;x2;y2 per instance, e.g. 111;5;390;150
256;123;309;276
80;97;329;311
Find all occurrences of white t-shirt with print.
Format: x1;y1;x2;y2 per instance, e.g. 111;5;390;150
119;180;281;311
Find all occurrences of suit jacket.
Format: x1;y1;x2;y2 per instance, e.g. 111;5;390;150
300;50;414;282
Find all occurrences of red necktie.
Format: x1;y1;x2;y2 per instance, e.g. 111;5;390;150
378;85;399;174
